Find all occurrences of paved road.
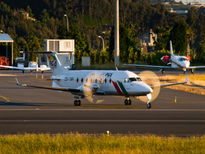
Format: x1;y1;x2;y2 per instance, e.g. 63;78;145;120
0;70;205;136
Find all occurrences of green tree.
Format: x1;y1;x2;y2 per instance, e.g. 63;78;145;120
154;26;171;51
26;33;43;61
196;43;205;63
170;20;188;55
67;24;88;64
128;47;134;64
40;9;49;23
26;5;34;18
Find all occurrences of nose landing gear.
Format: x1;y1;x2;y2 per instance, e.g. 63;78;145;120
146;94;152;109
147;102;151;109
124;98;131;105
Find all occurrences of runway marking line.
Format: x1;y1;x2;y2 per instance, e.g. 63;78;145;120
0;109;205;112
0;96;10;102
0;120;205;123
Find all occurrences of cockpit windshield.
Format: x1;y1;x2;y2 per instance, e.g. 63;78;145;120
128;77;142;82
179;57;188;62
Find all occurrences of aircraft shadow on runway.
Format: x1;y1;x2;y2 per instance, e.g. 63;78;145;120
0;101;45;106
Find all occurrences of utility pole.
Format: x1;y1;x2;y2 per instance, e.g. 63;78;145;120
115;0;120;66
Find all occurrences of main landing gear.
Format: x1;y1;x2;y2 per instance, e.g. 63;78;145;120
160;69;165;74
124;98;131;105
74;100;81;106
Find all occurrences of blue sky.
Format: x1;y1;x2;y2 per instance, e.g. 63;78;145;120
175;0;205;5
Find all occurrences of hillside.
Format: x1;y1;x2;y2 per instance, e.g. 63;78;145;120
0;0;205;64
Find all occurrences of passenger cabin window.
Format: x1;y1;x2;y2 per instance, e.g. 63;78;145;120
109;79;112;83
76;78;79;83
95;79;98;83
100;79;103;84
81;78;83;83
104;79;107;83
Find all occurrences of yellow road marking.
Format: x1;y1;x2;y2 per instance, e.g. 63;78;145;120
0;96;10;102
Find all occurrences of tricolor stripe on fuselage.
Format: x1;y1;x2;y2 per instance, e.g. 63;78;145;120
112;81;128;96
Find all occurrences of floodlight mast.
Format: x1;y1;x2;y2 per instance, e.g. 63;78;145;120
115;0;120;66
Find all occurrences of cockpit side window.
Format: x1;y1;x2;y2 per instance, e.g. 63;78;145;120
128;77;142;82
129;78;136;82
136;77;142;81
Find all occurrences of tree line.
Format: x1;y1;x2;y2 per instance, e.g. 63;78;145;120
0;0;205;65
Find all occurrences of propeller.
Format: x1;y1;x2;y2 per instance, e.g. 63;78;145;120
83;72;105;103
138;71;160;103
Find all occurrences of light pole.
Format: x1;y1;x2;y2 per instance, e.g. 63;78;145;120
115;0;120;66
64;14;69;32
98;35;104;50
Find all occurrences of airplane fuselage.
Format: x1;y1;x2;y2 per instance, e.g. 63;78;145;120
51;70;152;97
170;55;190;70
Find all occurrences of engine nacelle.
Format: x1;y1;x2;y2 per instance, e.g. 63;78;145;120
161;55;170;63
186;56;190;61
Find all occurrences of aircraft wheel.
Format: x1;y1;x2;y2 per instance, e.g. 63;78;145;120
124;98;131;105
147;103;151;109
128;99;132;105
124;99;128;105
74;100;81;106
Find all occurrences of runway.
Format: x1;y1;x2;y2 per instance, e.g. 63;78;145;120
0;70;205;136
0;108;205;136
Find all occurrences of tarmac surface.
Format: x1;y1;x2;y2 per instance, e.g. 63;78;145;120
0;70;205;136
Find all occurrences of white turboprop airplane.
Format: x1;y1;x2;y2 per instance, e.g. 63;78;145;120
15;51;188;109
0;61;50;73
125;41;205;73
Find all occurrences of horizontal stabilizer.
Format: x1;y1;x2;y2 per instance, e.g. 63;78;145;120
151;74;189;88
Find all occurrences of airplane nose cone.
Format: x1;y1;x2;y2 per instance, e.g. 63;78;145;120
186;61;190;68
184;61;190;68
147;86;153;93
143;84;153;94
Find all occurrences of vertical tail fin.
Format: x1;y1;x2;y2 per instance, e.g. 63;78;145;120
170;40;174;56
49;51;74;76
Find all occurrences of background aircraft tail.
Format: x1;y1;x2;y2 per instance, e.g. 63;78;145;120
170;40;174;56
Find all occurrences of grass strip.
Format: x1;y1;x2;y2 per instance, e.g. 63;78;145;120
159;74;205;95
0;134;204;153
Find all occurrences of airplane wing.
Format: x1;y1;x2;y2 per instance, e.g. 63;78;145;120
0;65;36;71
189;66;205;69
150;75;189;88
124;64;172;69
15;78;103;97
15;78;80;93
38;65;51;71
